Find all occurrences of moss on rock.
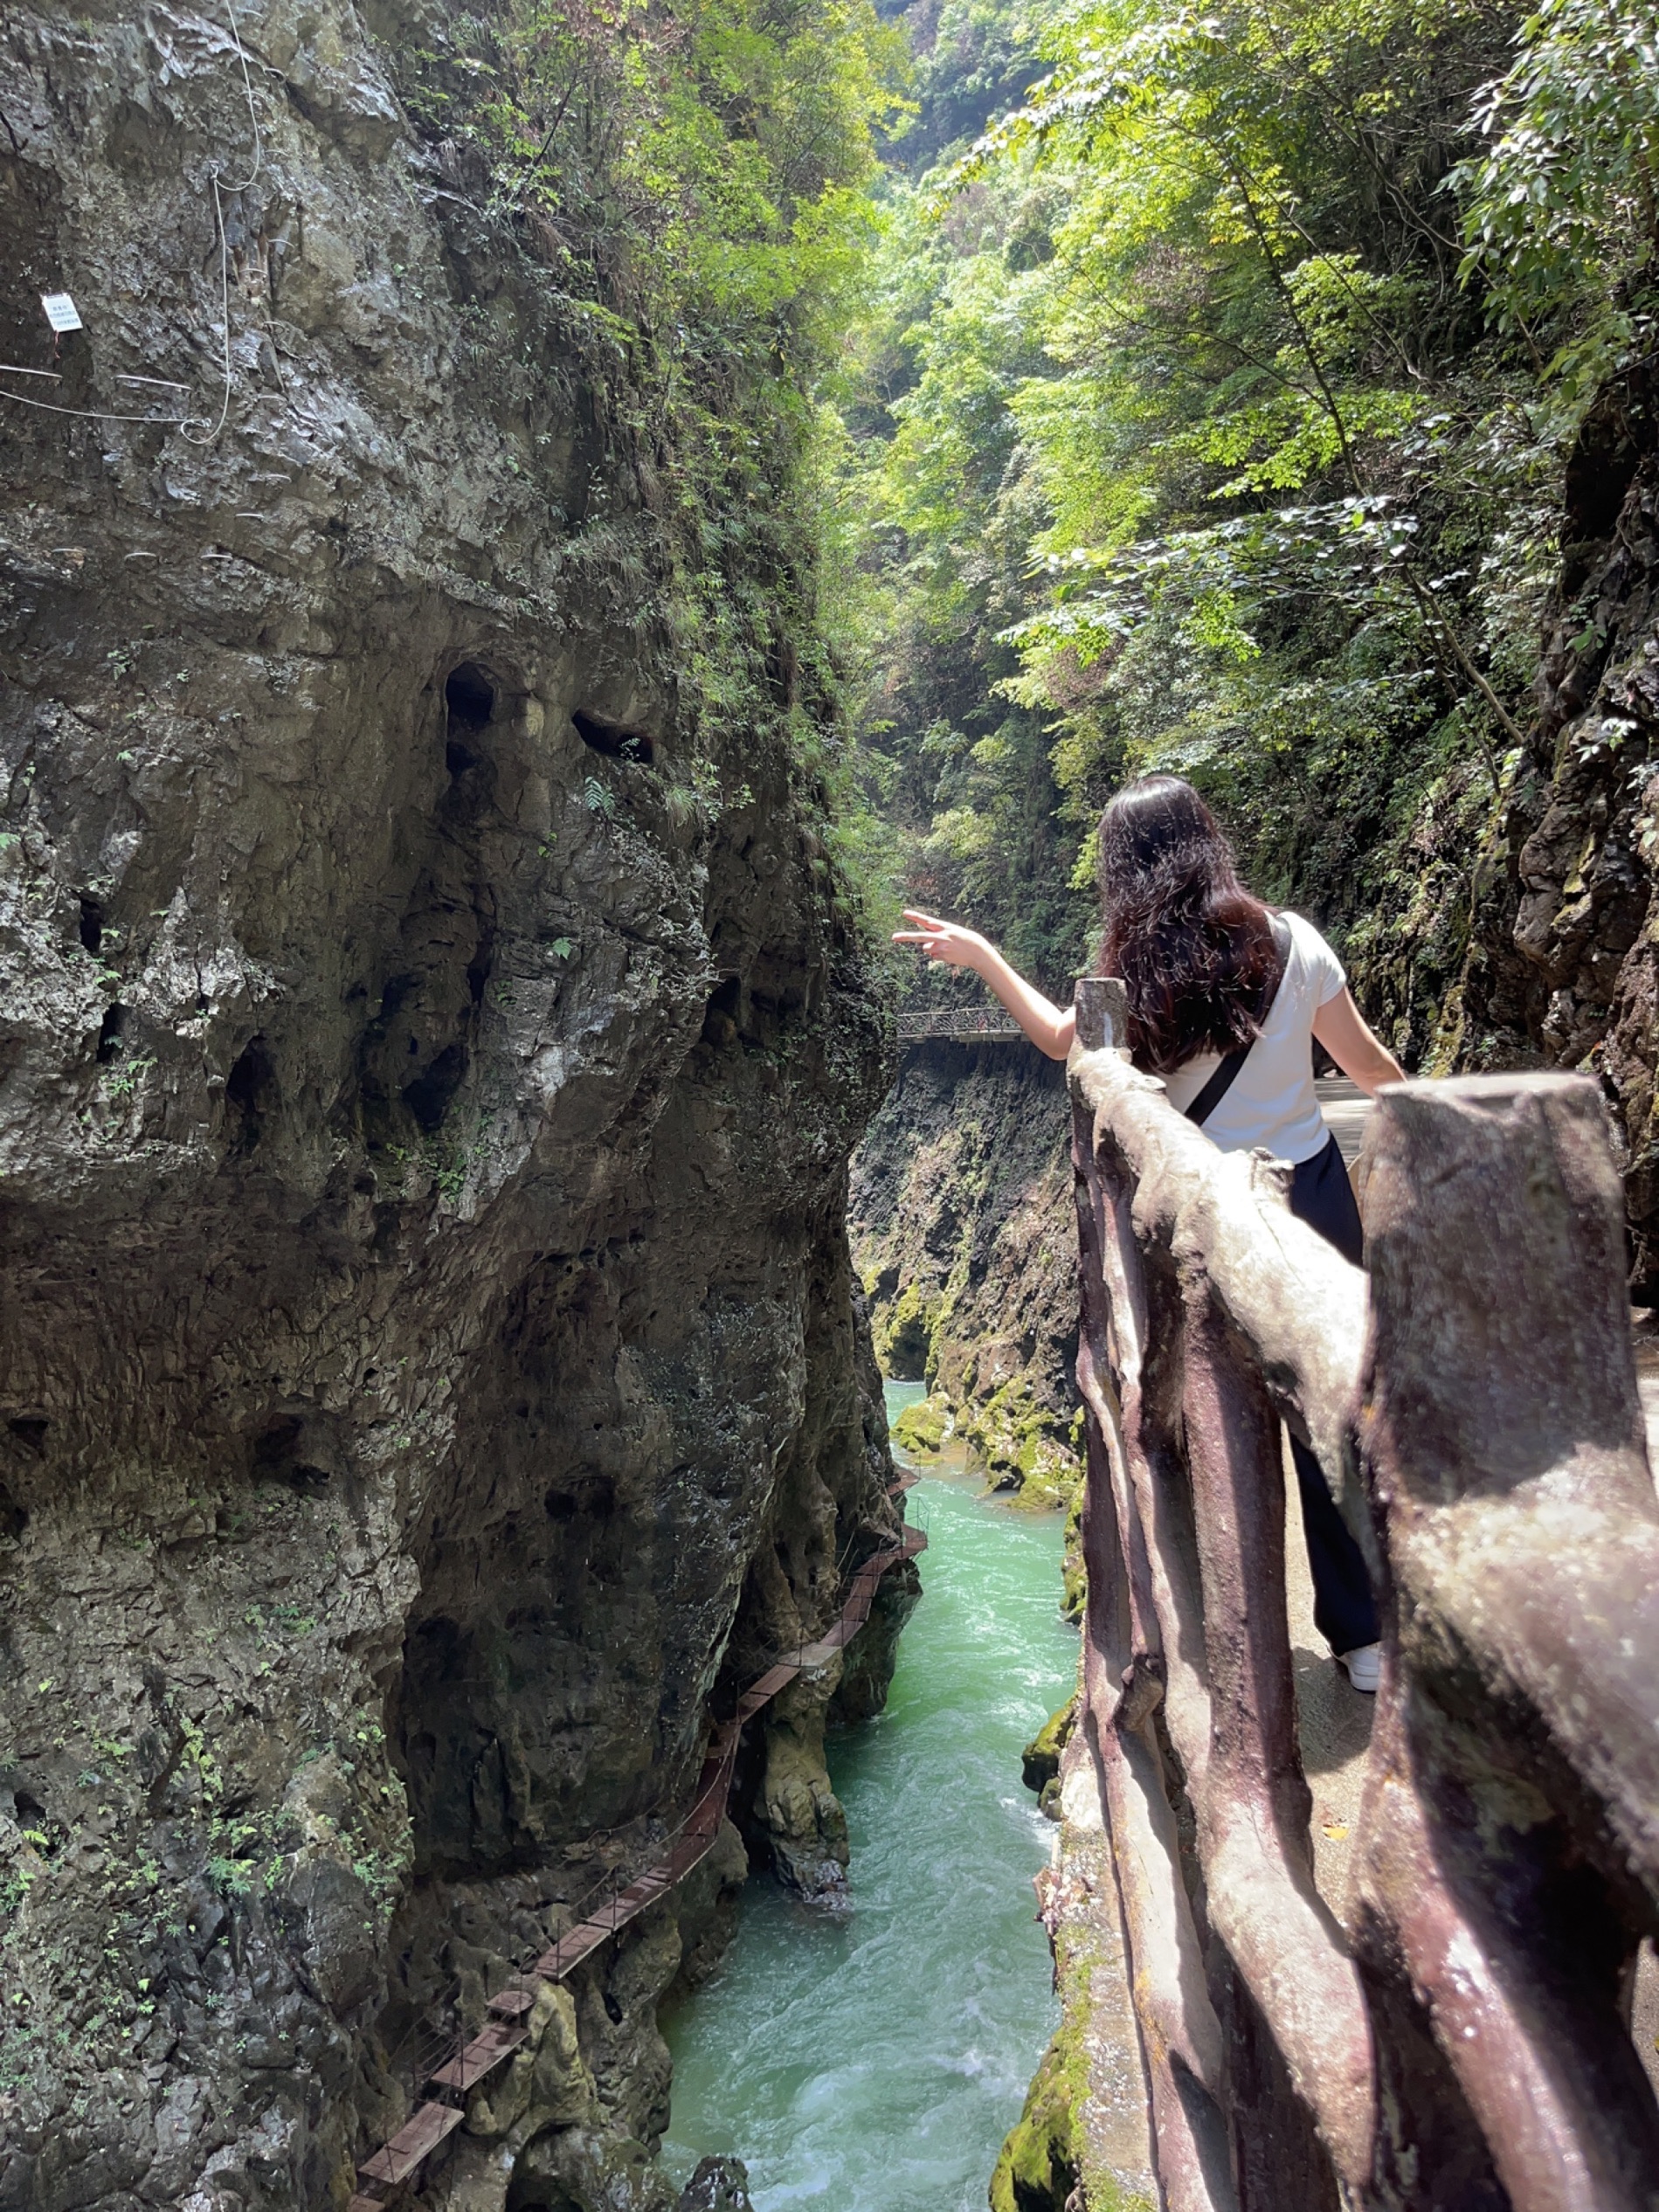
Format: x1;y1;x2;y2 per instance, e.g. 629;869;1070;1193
1021;1693;1078;1794
892;1394;949;1456
872;1279;942;1379
955;1375;1081;1509
1061;1485;1087;1623
991;2017;1086;2212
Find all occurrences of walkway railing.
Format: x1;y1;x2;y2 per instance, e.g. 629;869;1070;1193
350;1498;926;2210
895;1006;1025;1043
1068;975;1659;2211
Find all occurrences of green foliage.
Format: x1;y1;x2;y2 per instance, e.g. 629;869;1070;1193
387;0;921;951
463;0;908;335
1456;0;1659;376
827;0;1659;1032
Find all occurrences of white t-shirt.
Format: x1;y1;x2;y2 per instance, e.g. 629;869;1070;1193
1161;910;1345;1165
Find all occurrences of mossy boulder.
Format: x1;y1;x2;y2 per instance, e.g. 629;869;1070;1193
954;1375;1082;1509
1022;1693;1078;1794
892;1394;949;1457
991;2021;1084;2212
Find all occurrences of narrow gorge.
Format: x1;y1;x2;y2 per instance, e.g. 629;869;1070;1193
7;0;1659;2204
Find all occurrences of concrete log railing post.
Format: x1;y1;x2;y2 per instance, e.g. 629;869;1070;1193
1066;986;1659;2210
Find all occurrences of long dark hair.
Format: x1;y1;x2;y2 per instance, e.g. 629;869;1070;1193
1096;775;1280;1075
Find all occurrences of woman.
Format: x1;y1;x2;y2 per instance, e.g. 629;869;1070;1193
894;773;1404;1693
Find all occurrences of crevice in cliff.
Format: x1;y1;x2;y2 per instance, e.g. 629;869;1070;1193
225;1034;277;1154
93;1000;126;1062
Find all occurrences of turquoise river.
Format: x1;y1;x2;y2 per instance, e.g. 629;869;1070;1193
660;1381;1080;2210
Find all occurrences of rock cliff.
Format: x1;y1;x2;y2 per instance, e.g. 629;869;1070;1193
0;5;911;2208
849;1039;1079;1507
1334;355;1659;1302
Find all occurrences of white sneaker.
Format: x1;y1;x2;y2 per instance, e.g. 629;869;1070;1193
1338;1643;1380;1693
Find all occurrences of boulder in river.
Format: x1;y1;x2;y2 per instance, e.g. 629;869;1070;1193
675;2155;757;2212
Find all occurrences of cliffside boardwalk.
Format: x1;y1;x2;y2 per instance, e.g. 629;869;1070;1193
349;1508;927;2211
895;1006;1026;1043
1064;975;1659;2209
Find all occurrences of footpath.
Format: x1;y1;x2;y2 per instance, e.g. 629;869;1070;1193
351;1503;926;2209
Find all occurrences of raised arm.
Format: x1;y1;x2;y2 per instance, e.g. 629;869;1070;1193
1311;988;1407;1096
892;909;1076;1061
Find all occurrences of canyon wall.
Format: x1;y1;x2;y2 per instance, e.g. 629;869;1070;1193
0;7;911;2209
1407;359;1659;1300
849;1040;1079;1508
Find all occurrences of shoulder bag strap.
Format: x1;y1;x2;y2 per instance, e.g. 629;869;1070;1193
1184;914;1292;1130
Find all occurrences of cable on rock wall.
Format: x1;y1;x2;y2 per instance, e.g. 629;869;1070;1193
0;0;262;439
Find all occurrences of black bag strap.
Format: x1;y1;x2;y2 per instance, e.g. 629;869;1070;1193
1184;914;1291;1130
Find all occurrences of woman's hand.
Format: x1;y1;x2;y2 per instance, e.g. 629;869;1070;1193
891;909;991;971
891;908;1075;1061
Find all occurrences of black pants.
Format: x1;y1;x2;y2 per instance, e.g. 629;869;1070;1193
1287;1137;1379;1654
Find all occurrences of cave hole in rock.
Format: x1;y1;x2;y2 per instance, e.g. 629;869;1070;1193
543;1473;617;1523
7;1416;47;1456
251;1414;331;1492
445;661;495;731
701;973;743;1049
77;895;104;953
403;1040;468;1133
13;1791;45;1826
603;1990;625;2024
572;708;653;765
0;1480;27;1539
445;662;495;778
225;1034;276;1153
94;1003;126;1063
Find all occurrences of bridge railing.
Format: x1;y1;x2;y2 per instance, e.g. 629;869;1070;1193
1068;975;1659;2212
895;1006;1025;1042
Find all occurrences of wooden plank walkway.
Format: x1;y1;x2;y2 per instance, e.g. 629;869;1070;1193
355;1477;925;2202
1315;1075;1370;1166
357;2102;462;2188
896;1006;1024;1043
427;2022;528;2094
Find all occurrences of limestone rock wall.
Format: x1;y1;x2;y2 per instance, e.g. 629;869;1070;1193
849;1040;1079;1504
0;6;905;2208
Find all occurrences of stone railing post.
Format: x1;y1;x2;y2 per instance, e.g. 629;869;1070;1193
1353;1072;1659;2209
1074;974;1130;1053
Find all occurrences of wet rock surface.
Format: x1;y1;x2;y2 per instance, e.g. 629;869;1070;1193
674;2154;755;2212
1401;357;1659;1296
0;4;906;2206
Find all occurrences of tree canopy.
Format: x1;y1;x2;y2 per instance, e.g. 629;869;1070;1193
827;0;1659;1047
